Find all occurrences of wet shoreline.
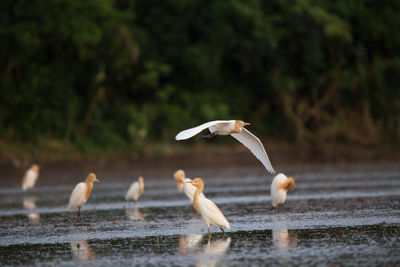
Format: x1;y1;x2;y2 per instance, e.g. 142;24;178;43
0;163;399;265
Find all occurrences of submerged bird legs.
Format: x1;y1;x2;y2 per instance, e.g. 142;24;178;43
76;206;81;223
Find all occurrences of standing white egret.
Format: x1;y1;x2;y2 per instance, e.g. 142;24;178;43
174;169;204;203
22;164;40;191
270;173;295;207
68;173;100;222
185;178;230;235
125;176;144;202
175;120;275;174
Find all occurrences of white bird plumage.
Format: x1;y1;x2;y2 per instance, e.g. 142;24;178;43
270;173;295;207
68;173;100;222
174;170;204;202
125;177;144;202
176;120;229;139
198;197;230;232
22;164;40;191
175;120;275;174
186;178;230;235
69;183;87;211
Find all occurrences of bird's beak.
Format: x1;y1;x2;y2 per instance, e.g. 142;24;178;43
244;122;250;126
95;178;100;183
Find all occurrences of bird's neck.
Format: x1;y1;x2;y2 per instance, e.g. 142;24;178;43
177;181;183;191
84;179;94;200
32;168;39;177
139;180;144;195
193;185;203;213
233;121;242;133
278;180;290;191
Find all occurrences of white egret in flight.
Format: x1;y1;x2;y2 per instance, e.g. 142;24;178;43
176;120;275;174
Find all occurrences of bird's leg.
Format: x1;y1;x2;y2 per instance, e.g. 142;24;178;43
279;204;283;212
219;227;226;238
77;206;81;223
202;132;216;139
219;227;225;234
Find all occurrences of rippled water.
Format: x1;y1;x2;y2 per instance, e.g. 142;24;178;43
0;164;399;266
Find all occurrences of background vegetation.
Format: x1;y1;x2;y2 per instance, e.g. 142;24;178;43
1;0;400;156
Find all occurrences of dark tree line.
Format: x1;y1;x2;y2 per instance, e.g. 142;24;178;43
1;0;399;153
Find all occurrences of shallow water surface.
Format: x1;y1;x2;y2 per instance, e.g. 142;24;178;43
0;164;399;266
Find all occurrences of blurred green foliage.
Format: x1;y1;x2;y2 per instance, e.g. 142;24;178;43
1;0;399;154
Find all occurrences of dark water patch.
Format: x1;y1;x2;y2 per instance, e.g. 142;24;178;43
0;224;399;266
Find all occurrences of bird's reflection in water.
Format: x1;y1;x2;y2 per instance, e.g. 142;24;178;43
23;196;40;225
125;207;145;221
70;240;95;261
178;234;203;255
178;234;231;267
197;237;231;267
272;213;297;252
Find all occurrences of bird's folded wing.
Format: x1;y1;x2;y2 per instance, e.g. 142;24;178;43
126;182;139;200
201;199;229;226
22;171;35;190
231;128;276;174
69;183;86;210
175;120;230;140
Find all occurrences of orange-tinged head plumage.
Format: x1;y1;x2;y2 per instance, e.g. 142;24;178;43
235;120;250;127
234;120;251;132
174;170;185;182
87;173;100;183
286;177;295;191
187;178;204;190
138;176;144;183
31;164;39;172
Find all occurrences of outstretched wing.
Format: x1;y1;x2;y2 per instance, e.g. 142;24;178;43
231;128;276;174
175;120;231;140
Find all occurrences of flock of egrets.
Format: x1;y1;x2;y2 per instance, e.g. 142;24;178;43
21;120;295;235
